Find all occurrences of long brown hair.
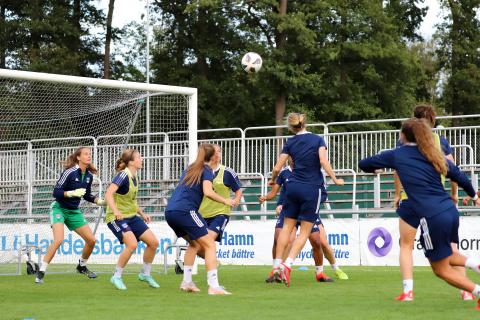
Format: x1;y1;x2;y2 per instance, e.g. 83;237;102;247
413;104;436;127
401;118;447;175
63;147;98;174
287;113;306;133
115;149;139;172
183;144;215;186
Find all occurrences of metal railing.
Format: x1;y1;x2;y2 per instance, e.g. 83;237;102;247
2;115;480;219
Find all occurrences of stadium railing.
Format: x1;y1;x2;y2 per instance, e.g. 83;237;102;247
2;118;480;223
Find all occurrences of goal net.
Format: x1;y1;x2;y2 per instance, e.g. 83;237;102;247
0;69;197;275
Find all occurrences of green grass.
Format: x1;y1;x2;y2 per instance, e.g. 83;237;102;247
0;266;479;320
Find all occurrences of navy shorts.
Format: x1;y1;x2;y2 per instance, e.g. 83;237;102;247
398;200;459;245
283;182;327;223
419;208;459;262
204;214;230;242
397;200;420;229
165;210;209;241
107;215;149;244
275;210;322;233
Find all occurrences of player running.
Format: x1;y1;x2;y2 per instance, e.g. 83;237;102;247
267;113;344;287
35;147;105;284
260;160;348;283
393;105;471;301
105;149;160;290
181;144;242;291
165;143;235;295
359;118;480;311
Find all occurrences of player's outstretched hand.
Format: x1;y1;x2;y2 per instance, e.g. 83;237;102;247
463;191;480;206
258;196;266;204
233;198;240;207
334;178;344;186
224;198;236;207
142;214;152;224
114;210;124;221
66;188;86;198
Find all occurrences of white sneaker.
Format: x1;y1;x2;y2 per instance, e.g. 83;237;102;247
461;290;475;301
208;286;231;295
180;281;200;293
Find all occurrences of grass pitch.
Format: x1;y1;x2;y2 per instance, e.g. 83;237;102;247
1;266;479;320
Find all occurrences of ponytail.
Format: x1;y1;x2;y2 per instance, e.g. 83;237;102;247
287;113;306;133
413;104;436;128
401;118;447;176
62;147;98;174
115;149;138;172
183;143;215;186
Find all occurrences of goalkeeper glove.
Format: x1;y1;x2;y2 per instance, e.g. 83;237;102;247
96;198;106;206
65;188;86;198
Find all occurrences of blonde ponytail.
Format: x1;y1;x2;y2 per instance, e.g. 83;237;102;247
287;113;306;133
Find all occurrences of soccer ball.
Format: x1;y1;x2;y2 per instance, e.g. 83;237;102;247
241;52;262;73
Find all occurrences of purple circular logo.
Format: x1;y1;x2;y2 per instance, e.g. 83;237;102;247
367;227;392;257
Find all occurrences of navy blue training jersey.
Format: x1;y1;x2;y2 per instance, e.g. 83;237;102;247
53;165;96;210
213;166;241;192
359;145;475;218
111;171;138;195
276;167;292;205
281;132;327;186
166;166;215;213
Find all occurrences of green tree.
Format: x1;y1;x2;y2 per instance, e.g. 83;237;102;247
2;0;104;76
110;21;147;82
150;0;272;130
436;0;480;123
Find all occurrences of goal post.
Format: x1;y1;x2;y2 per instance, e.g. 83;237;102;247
0;69;197;275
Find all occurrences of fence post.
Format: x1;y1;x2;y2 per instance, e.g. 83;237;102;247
163;135;171;180
240;129;246;173
374;173;381;209
27;142;33;217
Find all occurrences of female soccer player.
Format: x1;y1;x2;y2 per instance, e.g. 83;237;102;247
268;113;344;286
105;149;160;290
180;144;242;292
35;147;105;284
165;143;235;295
393;105;470;301
260;160;348;283
359;118;480;310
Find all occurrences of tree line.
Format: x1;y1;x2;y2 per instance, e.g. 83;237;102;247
1;0;479;130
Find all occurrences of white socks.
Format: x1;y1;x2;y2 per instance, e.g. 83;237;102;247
315;266;324;274
465;257;480;273
403;279;413;293
40;262;48;272
331;263;338;270
114;266;123;278
141;262;152;276
472;284;480;297
79;258;87;267
207;269;220;288
273;259;282;269
183;266;193;283
284;257;294;269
